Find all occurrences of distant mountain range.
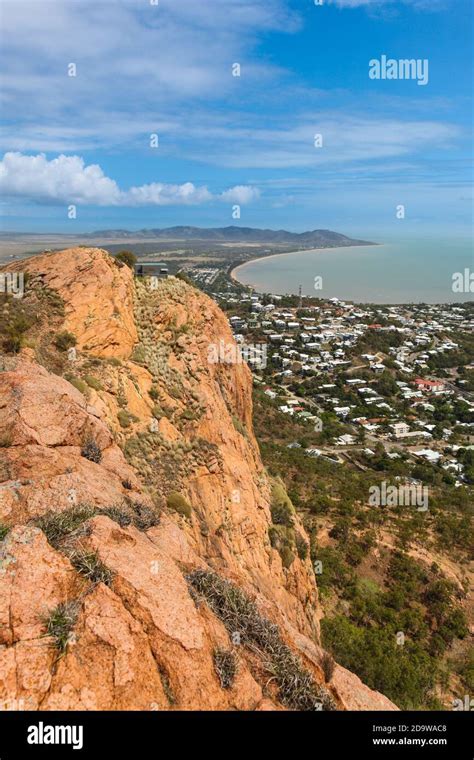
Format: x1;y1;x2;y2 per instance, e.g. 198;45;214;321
89;226;375;247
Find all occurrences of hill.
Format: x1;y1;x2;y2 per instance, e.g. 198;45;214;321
0;247;394;711
89;226;375;246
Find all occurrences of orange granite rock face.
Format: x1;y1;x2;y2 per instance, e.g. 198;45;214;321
5;247;137;358
0;248;398;711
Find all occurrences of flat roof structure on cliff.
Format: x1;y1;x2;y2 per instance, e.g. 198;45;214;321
134;262;168;278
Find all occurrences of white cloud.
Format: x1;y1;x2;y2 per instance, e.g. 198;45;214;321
0;0;457;177
0;153;121;205
126;182;213;207
181;116;459;170
0;0;298;132
0;0;464;231
329;0;382;6
220;185;261;204
0;152;260;207
329;0;446;8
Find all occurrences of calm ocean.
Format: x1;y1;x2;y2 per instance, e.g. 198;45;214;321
233;237;473;304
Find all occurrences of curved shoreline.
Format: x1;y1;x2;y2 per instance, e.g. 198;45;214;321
230;243;382;293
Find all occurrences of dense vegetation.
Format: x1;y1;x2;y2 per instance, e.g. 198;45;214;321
253;389;472;709
320;553;468;709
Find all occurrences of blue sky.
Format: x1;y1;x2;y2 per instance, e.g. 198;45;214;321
0;0;472;236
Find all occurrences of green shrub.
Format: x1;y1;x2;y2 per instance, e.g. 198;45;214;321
344;540;366;567
270;500;294;527
456;649;474;693
118;410;131;428
54;331;77;352
0;523;10;541
167;491;192;519
269;524;296;568
43;287;65;314
270;479;294;527
83;357;101;369
2;335;22;354
213;648;237;689
99;501;160;530
175;271;194;286
168;383;184;400
232;415;247;437
279;545;296;569
0;432;13;448
180;409;200;422
295;533;309;561
65;375;88;395
11;314;33;334
115;251;137;269
268;525;281;549
84;375;103;392
118;410;137;429
329;517;350;541
311;545;355;597
1;309;34;354
131;345;147;364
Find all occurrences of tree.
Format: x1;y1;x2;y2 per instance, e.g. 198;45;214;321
376;370;399;398
115;250;137;269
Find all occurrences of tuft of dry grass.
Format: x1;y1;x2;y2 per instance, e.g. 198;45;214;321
42;600;80;655
321;651;336;683
34;500;161;550
213;648;238;690
70;549;114;587
34;505;97;549
187;570;337;711
80;436;102;464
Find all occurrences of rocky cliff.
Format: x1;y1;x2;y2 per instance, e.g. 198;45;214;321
0;248;397;711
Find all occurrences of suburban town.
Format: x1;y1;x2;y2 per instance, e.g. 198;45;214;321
188;267;474;487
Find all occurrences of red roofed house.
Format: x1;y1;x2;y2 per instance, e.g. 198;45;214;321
414;378;445;393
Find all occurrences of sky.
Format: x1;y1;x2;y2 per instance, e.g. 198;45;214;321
0;0;472;237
